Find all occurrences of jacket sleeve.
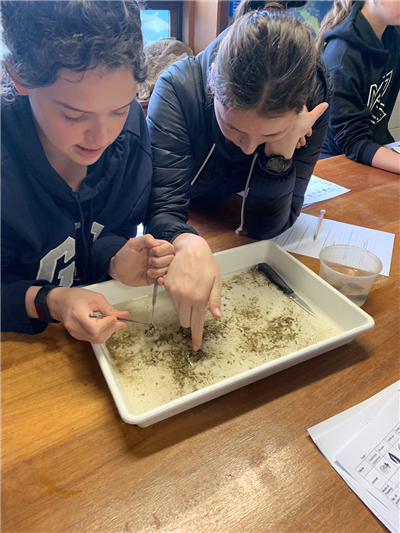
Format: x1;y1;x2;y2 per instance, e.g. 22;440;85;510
324;53;382;165
144;61;199;243
245;59;333;240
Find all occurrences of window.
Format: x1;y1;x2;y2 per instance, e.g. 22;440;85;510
141;1;182;45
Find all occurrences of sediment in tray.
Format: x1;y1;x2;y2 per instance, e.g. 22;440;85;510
105;266;342;414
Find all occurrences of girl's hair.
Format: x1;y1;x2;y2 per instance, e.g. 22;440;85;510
315;0;357;54
210;8;317;117
234;0;308;20
1;0;147;98
315;0;400;53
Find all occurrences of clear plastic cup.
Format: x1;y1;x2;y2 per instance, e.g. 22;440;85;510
319;244;383;306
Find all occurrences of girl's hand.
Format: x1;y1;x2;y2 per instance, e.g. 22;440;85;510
264;102;329;160
108;234;174;287
162;233;222;351
46;287;131;343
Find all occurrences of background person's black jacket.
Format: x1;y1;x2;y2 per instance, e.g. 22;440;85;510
320;2;400;163
145;29;333;242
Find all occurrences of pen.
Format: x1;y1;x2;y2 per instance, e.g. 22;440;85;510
313;209;326;241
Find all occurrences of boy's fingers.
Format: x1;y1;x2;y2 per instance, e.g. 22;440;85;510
149;242;174;257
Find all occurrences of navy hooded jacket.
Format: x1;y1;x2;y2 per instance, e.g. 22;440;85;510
1;94;152;334
145;28;332;243
320;2;400;163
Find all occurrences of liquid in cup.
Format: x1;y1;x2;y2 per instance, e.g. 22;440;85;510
319;245;383;306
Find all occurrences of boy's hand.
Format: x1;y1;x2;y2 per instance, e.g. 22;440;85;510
108;234;174;286
46;287;130;343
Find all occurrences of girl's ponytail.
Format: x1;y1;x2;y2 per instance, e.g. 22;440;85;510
315;0;358;54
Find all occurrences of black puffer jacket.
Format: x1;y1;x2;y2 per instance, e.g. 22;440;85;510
145;29;333;242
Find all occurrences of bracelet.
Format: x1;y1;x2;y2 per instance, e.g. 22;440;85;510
34;285;60;323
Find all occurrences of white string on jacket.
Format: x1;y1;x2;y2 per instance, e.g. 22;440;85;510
191;144;216;186
235;152;258;234
190;144;258;235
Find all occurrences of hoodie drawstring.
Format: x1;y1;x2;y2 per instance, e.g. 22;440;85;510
191;144;258;235
235;152;258;234
191;144;216;186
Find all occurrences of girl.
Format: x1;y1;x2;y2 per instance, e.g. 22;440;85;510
1;0;174;342
317;0;400;173
145;0;332;351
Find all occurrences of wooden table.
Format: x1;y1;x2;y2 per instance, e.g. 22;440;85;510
2;155;399;533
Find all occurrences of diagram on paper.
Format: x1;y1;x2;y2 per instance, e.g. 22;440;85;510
336;395;400;514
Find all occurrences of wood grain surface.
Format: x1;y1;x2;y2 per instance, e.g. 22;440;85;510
2;154;399;533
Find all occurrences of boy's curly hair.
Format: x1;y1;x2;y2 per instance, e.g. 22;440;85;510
1;0;147;94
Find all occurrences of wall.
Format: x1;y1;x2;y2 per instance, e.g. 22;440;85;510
182;0;229;55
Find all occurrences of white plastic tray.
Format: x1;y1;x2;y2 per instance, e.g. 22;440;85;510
87;241;374;427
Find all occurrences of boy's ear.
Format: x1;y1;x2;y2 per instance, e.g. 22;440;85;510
7;69;29;96
13;79;29;96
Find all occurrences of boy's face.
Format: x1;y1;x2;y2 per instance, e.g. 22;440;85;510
19;66;138;167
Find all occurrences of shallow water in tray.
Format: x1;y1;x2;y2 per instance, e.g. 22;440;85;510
104;266;342;415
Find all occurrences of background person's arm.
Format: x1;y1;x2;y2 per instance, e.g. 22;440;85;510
371;146;400;174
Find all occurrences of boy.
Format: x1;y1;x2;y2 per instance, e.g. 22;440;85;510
1;0;174;343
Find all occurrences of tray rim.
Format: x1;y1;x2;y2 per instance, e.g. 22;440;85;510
88;241;375;426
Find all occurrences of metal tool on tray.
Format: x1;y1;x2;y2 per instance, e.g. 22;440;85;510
257;262;316;317
151;277;158;327
89;312;152;328
89;279;159;329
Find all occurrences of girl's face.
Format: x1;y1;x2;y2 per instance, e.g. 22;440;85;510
379;0;400;25
17;66;138;167
214;98;297;155
363;0;400;33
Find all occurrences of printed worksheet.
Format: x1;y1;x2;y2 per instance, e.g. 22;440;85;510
270;212;395;276
309;382;400;533
238;175;350;206
303;174;350;207
336;396;400;515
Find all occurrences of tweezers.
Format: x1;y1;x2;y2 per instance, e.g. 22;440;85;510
89;312;153;328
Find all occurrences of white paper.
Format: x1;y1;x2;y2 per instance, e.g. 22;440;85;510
237;174;350;205
308;382;400;533
336;396;400;515
303;174;350;207
270;212;395;276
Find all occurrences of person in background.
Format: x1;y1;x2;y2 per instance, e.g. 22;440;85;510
316;0;400;174
1;0;174;343
145;0;332;351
